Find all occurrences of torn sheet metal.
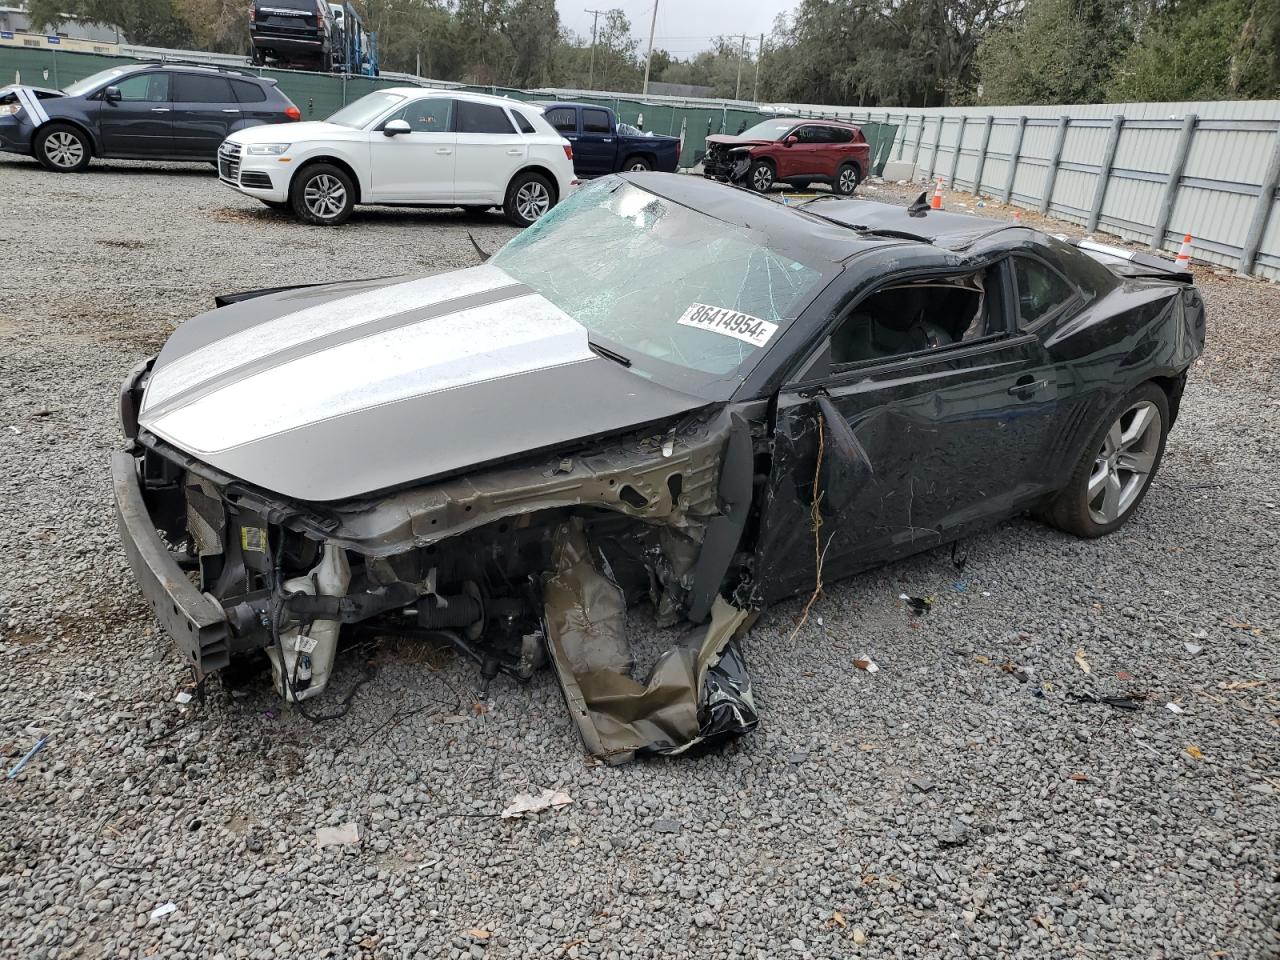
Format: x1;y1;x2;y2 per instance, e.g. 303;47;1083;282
544;520;757;764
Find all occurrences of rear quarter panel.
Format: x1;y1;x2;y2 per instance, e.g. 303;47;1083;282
1039;280;1205;480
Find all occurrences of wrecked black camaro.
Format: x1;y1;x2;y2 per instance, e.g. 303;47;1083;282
113;174;1205;762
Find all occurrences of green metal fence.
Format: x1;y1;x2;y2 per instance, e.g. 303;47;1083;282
1;45;898;173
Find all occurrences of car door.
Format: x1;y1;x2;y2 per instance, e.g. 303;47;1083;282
574;107;616;176
171;73;241;159
366;97;456;202
452;100;526;202
544;106;580;172
229;77;274;130
777;124;821;181
97;71;173;157
753;260;1061;602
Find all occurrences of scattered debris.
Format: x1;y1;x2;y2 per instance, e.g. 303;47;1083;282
653;818;682;834
7;735;49;779
910;777;936;793
149;902;177;920
1069;692;1142;711
175;691;193;705
853;928;867;945
1116;670;1133;680
315;823;361;847
854;656;879;673
1166;702;1185;714
1184;744;1204;761
1219;679;1265;691
828;910;847;929
466;928;491;940
975;654;991;665
1184;642;1203;656
1074;648;1091;674
899;594;931;615
1069;772;1089;782
500;789;572;819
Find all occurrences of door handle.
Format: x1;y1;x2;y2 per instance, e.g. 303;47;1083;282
566;136;577;140
506;148;522;155
435;148;452;155
221;108;240;113
150;108;170;113
601;138;612;142
1008;376;1047;398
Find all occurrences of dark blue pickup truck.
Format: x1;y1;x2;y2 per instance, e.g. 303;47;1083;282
541;102;680;176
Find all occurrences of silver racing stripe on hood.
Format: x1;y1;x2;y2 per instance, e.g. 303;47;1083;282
142;264;523;413
142;292;594;456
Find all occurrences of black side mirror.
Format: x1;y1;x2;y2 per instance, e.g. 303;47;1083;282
383;119;410;137
104;86;122;103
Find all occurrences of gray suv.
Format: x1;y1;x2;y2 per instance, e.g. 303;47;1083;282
0;63;301;172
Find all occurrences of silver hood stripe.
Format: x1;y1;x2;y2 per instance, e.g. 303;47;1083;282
144;292;594;455
142;264;521;412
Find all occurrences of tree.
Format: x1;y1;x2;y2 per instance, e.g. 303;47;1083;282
976;0;1133;105
27;0;193;46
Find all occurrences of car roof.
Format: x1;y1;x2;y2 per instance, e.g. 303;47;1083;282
122;63;274;84
382;87;539;112
800;197;1018;250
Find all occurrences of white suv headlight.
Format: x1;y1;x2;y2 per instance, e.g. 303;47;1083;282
0;103;21;117
246;143;291;156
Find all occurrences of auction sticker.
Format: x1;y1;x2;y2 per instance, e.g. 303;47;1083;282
676;303;778;347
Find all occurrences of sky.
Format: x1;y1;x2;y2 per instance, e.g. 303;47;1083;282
555;0;796;58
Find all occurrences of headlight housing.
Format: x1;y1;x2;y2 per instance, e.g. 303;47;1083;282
0;103;21;117
245;143;290;156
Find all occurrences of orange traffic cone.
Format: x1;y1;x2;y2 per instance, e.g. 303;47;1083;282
1174;233;1193;267
930;178;943;210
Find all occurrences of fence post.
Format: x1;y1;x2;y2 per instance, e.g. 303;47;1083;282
1150;114;1197;252
895;113;907;159
1004;115;1027;203
927;116;944;181
948;115;966;188
1086;115;1125;233
910;115;925;170
1039;116;1070;215
971;114;993;196
1239;129;1280;276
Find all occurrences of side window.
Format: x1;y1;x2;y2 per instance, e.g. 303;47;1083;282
827;270;1004;368
173;74;234;104
582;109;611;134
827;126;853;144
231;79;267;103
458;100;515;134
513;110;536;134
113;73;169;102
1013;256;1076;328
545;107;577;133
385;98;453;132
794;126;821;143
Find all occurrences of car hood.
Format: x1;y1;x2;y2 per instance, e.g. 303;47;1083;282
138;265;709;502
705;135;774;149
228;120;357;144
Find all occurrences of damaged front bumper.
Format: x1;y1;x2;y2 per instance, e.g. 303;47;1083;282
113;361;761;761
701;150;750;183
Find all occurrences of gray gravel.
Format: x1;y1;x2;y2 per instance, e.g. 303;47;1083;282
1;154;1278;960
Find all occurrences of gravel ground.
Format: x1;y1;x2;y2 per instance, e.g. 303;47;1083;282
1;155;1277;960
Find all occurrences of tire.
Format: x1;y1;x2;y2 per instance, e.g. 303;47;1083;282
289;163;355;226
835;162;861;196
622;156;652;172
1041;382;1170;538
259;199;290;211
35;123;92;173
746;160;774;193
503;171;555;227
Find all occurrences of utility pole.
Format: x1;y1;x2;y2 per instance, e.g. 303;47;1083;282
734;34;747;101
752;34;763;101
585;8;604;90
641;0;659;96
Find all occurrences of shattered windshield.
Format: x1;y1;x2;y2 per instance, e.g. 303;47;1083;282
736;119;797;140
491;177;824;389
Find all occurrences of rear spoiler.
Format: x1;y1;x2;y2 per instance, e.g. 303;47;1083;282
1066;237;1193;283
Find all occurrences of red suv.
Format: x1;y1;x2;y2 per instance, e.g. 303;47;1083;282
702;117;871;195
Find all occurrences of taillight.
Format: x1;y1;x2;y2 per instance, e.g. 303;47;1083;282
284;105;301;121
563;144;573;161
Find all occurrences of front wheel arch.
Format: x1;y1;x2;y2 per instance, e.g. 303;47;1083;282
289;155;363;205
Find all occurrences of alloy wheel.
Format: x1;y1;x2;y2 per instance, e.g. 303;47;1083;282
303;174;347;220
752;165;773;191
45;131;84;169
1087;400;1162;524
838;167;857;193
628;160;649;171
515;181;551;222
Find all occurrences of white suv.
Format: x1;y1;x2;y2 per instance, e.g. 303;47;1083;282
217;88;578;226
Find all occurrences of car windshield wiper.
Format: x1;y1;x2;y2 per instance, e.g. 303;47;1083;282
588;340;632;367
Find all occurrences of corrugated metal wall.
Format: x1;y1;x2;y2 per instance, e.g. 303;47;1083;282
819;100;1280;281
